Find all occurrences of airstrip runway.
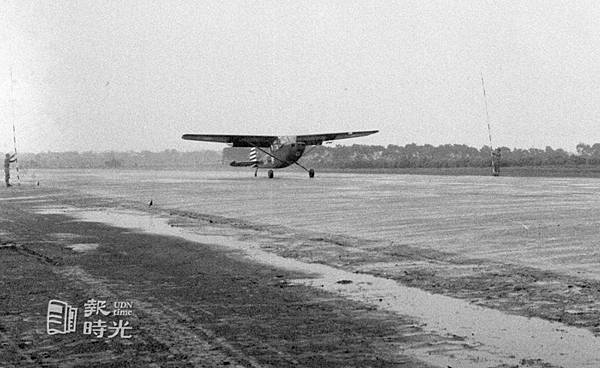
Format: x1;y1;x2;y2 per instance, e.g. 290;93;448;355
2;168;600;367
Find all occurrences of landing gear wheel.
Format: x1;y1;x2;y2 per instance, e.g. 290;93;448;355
308;168;315;178
268;170;274;179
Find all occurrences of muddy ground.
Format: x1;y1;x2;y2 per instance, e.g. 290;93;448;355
1;186;593;367
0;187;452;368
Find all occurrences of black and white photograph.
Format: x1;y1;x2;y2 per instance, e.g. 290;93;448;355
2;1;600;367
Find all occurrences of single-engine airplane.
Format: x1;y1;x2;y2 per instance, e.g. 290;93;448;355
182;130;378;178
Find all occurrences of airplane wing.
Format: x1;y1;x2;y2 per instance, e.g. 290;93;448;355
296;130;379;146
181;134;278;148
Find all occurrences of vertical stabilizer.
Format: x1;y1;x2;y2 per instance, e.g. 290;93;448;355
250;147;258;167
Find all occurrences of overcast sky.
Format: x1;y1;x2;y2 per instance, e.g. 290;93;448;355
2;1;600;153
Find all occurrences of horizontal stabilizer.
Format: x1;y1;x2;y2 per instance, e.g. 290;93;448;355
230;160;260;167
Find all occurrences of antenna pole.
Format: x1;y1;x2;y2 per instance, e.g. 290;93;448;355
9;67;20;185
481;73;495;173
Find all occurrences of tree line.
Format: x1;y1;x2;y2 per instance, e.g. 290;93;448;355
13;143;600;169
299;143;596;169
18;150;220;169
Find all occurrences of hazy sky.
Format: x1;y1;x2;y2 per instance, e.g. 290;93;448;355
2;1;600;153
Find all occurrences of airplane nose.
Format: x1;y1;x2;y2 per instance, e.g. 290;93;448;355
295;142;306;157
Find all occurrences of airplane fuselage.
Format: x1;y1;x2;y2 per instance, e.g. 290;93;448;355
257;141;306;169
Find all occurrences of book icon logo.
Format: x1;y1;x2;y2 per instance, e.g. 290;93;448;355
47;300;78;335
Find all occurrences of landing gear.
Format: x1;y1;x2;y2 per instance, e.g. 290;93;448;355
268;170;274;179
308;168;315;178
254;167;258;177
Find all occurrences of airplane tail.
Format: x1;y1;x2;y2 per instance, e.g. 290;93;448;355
229;147;260;167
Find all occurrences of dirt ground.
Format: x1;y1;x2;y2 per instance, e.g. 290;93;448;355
0;186;589;367
0;187;450;368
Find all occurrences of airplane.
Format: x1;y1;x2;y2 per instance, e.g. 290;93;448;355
181;130;379;178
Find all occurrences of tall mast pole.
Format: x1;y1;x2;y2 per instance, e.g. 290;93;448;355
9;67;20;185
481;73;495;173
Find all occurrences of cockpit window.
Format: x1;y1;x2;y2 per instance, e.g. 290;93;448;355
272;136;297;151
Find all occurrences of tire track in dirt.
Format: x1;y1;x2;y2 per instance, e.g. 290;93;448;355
56;265;260;368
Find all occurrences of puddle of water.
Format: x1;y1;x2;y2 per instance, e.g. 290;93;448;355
35;206;79;215
66;243;99;252
0;195;52;201
50;233;83;240
34;206;600;367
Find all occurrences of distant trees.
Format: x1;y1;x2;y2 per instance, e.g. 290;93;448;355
574;143;600;165
15;143;600;170
301;143;596;169
18;150;221;169
104;157;123;168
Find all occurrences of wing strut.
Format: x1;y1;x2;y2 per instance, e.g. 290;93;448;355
243;141;286;165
